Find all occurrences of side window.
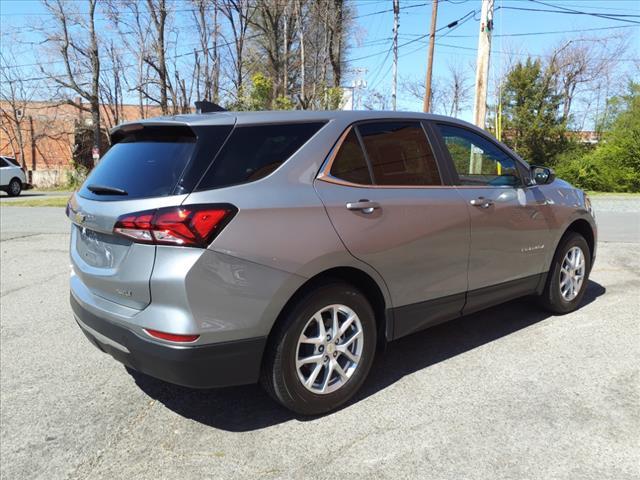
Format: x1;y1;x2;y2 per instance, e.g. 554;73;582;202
198;122;325;190
437;124;521;187
330;129;372;185
0;158;7;167
357;122;441;186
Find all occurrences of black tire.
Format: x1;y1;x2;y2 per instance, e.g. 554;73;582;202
260;282;377;415
539;232;591;314
7;178;22;197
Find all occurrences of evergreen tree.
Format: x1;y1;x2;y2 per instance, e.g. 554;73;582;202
500;58;568;165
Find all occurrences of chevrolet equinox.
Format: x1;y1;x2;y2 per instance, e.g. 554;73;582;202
67;111;597;415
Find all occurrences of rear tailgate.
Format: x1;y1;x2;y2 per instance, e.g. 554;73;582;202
68;195;189;309
68;120;234;310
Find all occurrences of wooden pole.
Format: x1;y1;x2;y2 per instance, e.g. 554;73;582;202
472;0;494;129
423;0;438;112
470;0;494;173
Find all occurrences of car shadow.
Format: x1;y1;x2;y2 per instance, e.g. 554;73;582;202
128;280;606;432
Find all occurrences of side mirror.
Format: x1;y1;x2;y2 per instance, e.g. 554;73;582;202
531;165;555;185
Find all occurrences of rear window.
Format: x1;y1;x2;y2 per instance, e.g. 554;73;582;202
79;125;231;201
197;122;325;190
358;121;442;186
330;130;372;185
3;157;19;167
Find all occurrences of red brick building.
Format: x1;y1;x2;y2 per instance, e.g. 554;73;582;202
0;101;163;186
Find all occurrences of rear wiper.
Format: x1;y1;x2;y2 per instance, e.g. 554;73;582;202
87;184;128;195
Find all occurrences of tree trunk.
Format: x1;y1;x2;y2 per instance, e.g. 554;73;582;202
329;0;343;88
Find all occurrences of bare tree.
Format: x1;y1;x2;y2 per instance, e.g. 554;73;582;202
105;0;153;119
99;40;124;133
444;62;471;117
145;0;170;113
546;36;629;124
40;0;102;154
0;52;32;167
363;89;391;110
219;0;254;103
328;0;345;88
191;0;220;102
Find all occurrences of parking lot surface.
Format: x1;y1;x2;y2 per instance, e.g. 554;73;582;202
1;197;638;479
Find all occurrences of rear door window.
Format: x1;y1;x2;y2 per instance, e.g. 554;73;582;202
79;125;231;200
357;122;442;186
197;122;325;190
329;130;372;185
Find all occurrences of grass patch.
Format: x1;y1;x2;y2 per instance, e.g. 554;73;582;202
2;196;70;207
34;185;74;192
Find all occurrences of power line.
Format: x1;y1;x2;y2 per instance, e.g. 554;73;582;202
444;23;639;38
353;2;429;19
530;0;640;18
496;3;640;25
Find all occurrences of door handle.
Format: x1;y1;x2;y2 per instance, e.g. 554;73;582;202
469;197;494;208
346;199;380;214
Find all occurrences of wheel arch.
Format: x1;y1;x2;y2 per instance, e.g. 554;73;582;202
564;218;595;262
264;266;391;357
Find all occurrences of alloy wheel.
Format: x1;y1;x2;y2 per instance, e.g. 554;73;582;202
559;246;586;301
295;304;364;395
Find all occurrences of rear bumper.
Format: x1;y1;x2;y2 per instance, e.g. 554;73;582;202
71;294;267;388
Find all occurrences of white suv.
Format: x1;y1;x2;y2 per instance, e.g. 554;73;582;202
0;156;27;196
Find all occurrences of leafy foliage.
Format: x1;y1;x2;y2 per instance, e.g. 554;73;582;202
499;58;568;165
555;83;640;192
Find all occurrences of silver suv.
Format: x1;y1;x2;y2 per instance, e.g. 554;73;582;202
67;111;596;415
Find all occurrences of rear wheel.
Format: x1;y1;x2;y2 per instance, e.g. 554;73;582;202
539;232;591;314
260;282;377;415
7;178;21;197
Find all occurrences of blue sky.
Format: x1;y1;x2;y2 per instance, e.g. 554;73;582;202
348;0;639;117
1;0;639;124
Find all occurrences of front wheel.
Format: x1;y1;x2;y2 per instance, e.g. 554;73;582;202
539;232;591;314
260;282;377;415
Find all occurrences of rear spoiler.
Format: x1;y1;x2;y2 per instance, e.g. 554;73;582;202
110;123;196;144
195;101;226;113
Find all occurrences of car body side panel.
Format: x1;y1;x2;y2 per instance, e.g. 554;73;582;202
535;180;597;264
454;185;554;290
314;181;470;308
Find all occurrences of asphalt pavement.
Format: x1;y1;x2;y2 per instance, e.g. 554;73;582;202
0;197;638;479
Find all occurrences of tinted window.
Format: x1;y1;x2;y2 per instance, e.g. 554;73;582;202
198;122;325;190
3;157;19;167
437;124;521;187
79;126;203;200
357;122;441;186
0;158;8;167
330;130;372;185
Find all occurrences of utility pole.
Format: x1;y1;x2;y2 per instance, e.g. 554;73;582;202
423;0;438;112
470;0;494;174
392;0;400;111
472;0;494;129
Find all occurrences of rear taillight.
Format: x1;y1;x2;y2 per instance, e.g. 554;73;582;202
113;204;236;248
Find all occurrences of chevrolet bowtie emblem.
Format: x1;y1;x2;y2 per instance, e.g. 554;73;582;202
75;212;87;224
